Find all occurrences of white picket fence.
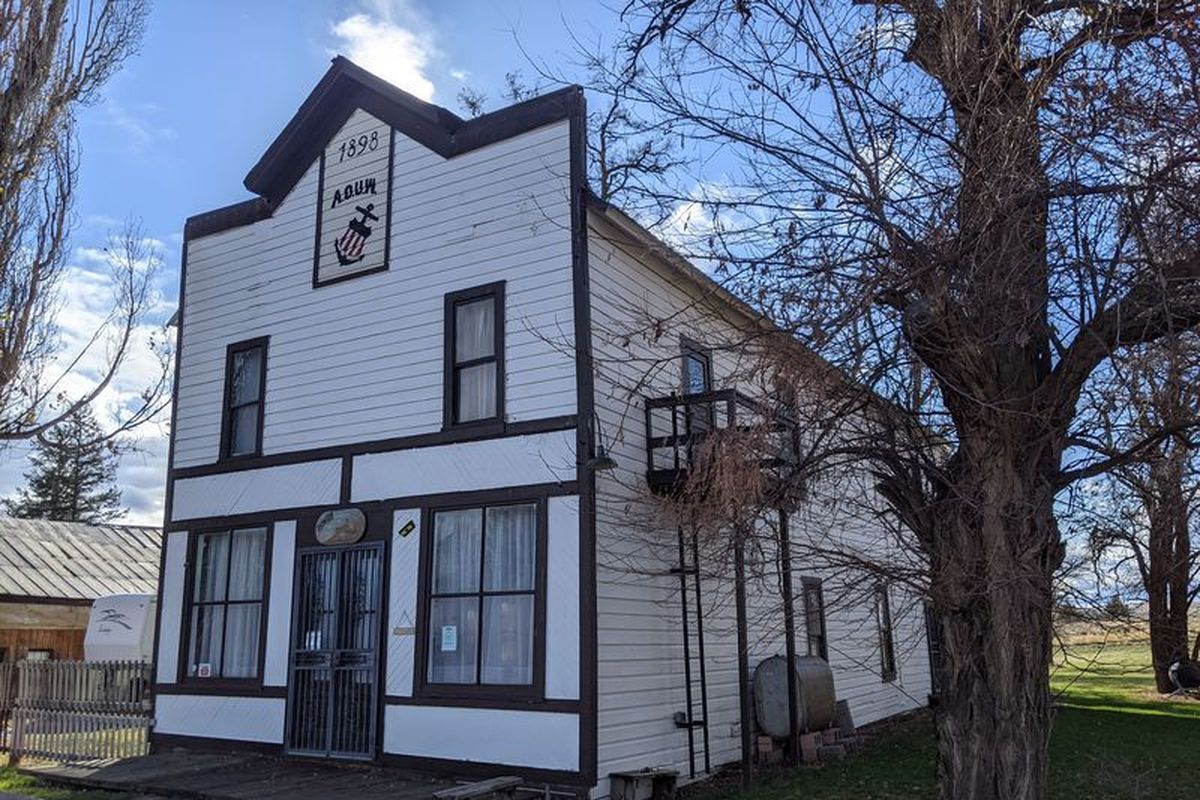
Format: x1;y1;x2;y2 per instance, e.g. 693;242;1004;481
0;660;153;762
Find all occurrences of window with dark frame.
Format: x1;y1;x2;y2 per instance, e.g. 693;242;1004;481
681;343;712;395
425;502;539;689
444;283;504;427
924;601;943;694
185;527;268;681
24;649;52;662
877;583;897;681
221;338;267;458
802;577;828;661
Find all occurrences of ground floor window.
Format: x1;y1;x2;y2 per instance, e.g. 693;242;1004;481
801;577;828;661
186;526;268;680
425;502;540;690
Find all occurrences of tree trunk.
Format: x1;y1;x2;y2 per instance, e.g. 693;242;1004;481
1145;453;1191;693
932;445;1060;800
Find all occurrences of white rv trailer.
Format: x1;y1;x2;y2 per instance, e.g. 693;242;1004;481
152;57;933;797
84;594;157;662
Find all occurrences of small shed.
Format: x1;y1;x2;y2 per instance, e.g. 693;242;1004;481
0;518;161;661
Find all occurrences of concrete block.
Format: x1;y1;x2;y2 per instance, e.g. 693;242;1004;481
817;744;847;761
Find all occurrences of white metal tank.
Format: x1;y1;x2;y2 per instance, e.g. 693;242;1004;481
84;593;157;662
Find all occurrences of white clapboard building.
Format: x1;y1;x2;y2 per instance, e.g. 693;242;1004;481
153;57;933;797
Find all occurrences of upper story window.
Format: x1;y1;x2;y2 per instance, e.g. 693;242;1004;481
444;283;505;428
221;338;267;459
681;340;712;395
185;527;269;681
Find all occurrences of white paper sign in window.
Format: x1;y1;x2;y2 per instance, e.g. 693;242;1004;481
314;111;393;286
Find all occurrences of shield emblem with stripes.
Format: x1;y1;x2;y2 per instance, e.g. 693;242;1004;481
333;203;379;266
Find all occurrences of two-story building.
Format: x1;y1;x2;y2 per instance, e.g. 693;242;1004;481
152;57;932;798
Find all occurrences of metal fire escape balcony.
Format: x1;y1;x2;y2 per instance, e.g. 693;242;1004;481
643;389;801;497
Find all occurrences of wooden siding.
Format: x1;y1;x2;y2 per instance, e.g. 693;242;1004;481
0;628;85;661
382;706;580;771
350;429;576;502
585;211;932;795
171;459;342;522
155;694;286;743
263;520;297;687
174;111;576;468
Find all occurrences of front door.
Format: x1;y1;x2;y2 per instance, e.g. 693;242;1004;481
286;541;383;759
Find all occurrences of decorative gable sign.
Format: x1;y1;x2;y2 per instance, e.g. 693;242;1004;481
313;111;394;286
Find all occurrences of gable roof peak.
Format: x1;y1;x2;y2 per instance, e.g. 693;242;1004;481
243;56;583;210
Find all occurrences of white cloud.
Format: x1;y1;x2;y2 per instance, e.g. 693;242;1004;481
98;99;176;153
331;1;438;101
0;237;176;525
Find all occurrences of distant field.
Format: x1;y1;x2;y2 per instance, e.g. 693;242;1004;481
687;642;1200;800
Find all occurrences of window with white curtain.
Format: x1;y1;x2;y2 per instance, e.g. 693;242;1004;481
186;527;268;680
426;503;538;687
445;283;503;426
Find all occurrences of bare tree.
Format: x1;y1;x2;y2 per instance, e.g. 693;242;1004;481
0;0;165;443
600;2;1200;798
1071;335;1200;690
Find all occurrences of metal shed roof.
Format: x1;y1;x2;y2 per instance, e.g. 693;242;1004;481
0;518;161;602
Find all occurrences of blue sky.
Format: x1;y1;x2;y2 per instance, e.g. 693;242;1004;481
1;0;622;524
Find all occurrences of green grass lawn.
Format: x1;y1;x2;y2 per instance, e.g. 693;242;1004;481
0;767;138;800
687;642;1199;800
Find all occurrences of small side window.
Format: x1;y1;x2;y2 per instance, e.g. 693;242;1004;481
802;577;828;661
877;583;897;682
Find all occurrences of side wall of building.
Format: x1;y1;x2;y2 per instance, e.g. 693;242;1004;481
585;211;932;798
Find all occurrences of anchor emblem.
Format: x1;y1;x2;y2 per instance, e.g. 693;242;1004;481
333;203;379;266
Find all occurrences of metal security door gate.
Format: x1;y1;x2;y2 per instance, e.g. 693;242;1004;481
286;542;383;759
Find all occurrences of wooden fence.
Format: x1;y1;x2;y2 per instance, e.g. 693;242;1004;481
0;660;152;762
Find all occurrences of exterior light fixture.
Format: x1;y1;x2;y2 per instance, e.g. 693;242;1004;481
587;445;618;471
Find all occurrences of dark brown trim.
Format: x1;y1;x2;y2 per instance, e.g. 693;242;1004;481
383;694;580;713
164;481;578;534
412;495;548;703
380;753;584;789
339;454;353;504
150;732;282;757
0;595;96;607
151;238;190;721
442;281;506;430
565;86;599;787
243;56;580;210
153;683;288;699
309;150;325;287
176;524;274;688
171;414;576;481
311;127;395;289
183;198;271;241
218;337;269;461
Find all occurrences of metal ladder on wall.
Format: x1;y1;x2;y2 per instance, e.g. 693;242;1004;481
671;526;711;779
